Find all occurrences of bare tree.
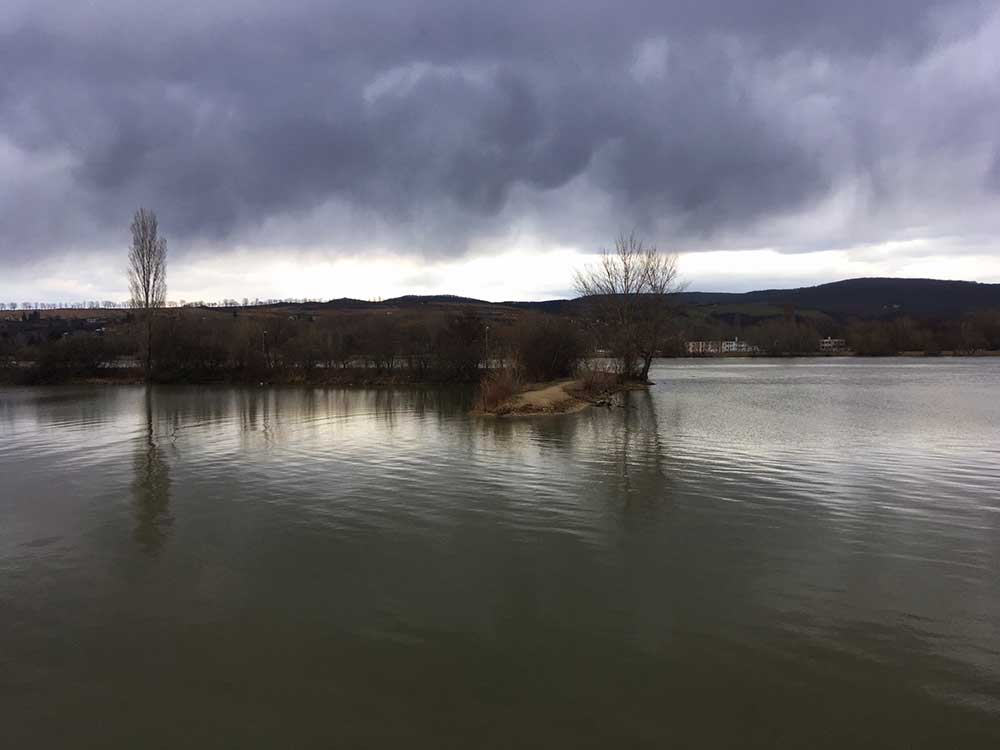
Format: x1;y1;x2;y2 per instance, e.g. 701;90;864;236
574;232;683;381
128;208;168;379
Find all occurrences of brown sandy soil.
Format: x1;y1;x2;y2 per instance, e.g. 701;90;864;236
476;378;634;417
504;380;589;415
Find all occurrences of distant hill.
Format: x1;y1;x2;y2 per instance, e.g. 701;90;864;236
311;278;1000;320
499;299;580;315
317;297;378;310
381;294;491;306
685;278;1000;319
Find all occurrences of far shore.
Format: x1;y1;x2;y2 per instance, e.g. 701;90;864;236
3;350;1000;388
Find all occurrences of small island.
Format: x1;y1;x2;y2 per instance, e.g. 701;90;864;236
485;380;593;416
473;376;632;417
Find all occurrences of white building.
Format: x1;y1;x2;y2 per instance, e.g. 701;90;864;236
721;338;758;354
687;338;760;356
819;337;848;353
687;340;721;355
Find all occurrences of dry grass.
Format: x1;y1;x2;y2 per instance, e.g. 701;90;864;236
572;361;619;400
477;368;524;412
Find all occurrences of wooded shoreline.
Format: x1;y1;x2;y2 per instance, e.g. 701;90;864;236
3;350;999;388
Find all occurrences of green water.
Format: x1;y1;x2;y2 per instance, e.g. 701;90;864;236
2;359;999;747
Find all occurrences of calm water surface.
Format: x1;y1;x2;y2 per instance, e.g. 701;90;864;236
2;359;999;747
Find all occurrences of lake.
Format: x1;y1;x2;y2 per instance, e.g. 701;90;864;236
2;359;999;747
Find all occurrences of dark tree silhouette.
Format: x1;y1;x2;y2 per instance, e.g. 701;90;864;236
575;232;683;381
127;208;167;379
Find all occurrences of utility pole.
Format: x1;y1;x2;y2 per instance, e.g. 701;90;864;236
484;325;490;371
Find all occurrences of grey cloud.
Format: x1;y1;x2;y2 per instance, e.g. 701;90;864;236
1;0;998;265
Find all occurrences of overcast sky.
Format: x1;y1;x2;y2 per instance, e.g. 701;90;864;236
3;0;1000;302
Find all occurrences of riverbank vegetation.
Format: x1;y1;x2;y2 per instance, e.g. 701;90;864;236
4;218;1000;388
4;291;1000;387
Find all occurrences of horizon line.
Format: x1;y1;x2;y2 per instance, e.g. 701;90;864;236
1;275;997;312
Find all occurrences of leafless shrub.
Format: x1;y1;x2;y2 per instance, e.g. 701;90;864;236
511;314;587;382
572;360;619;400
477;368;523;412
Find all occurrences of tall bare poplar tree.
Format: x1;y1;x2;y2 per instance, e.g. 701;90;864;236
128;208;167;379
575;232;683;382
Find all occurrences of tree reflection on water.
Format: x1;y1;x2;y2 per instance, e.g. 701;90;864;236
133;387;172;554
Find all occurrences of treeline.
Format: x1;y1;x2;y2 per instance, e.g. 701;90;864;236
2;308;588;385
152;310;488;382
0;297;333;311
677;309;1000;355
2;302;126;311
5;304;1000;386
843;311;1000;355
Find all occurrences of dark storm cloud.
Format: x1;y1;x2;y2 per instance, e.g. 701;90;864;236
1;0;997;263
